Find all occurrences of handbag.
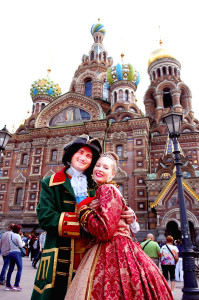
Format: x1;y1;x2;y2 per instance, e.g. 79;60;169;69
20;247;26;257
11;234;26;257
166;244;177;264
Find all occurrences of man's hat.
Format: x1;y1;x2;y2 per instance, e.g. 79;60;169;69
62;134;102;166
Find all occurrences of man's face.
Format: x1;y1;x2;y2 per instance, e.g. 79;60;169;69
71;146;93;172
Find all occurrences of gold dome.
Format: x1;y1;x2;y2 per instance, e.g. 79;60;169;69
148;48;175;66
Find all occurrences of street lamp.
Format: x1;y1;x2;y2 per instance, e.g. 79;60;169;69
0;125;12;162
163;111;199;299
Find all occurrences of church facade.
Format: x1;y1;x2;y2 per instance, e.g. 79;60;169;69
0;22;199;243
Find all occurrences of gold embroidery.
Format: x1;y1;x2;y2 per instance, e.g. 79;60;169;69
86;244;102;299
33;248;59;294
63;200;76;204
37;256;51;281
68;238;75;287
49;174;65;186
57;259;71;263
59;247;72;251
67;221;80;226
58;212;65;236
56;271;69;276
64;231;80;236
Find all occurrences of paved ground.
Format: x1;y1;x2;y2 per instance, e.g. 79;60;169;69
0;255;198;299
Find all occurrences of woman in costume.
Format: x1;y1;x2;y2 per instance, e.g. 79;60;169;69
65;152;173;300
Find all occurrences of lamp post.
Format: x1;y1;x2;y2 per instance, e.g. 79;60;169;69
0;125;12;163
163;111;199;299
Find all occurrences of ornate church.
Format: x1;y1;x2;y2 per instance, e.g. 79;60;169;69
0;22;199;243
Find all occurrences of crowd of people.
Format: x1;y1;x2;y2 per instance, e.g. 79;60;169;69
0;135;188;299
0;224;46;291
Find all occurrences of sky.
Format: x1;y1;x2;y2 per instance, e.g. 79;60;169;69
1;0;198;133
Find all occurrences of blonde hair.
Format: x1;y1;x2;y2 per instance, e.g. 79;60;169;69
100;151;119;173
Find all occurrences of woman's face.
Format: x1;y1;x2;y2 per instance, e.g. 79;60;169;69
93;156;115;184
71;146;93;172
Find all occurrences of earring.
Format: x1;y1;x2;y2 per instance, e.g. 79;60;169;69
107;177;113;182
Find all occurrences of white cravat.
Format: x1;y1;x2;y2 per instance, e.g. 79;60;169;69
67;166;88;198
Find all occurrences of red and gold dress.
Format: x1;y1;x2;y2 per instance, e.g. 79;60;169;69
65;183;173;300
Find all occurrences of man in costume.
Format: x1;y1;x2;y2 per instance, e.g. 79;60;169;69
31;135;135;300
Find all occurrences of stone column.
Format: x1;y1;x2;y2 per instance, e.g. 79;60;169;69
171;89;181;109
157;228;166;243
195;228;199;244
154;91;164;110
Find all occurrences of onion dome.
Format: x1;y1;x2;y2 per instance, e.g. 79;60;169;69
148;47;175;66
30;70;61;99
91;22;106;36
107;60;140;86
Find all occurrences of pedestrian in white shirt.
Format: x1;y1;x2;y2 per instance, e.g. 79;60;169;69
5;224;25;291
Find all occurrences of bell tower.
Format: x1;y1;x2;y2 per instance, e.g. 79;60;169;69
144;41;193;131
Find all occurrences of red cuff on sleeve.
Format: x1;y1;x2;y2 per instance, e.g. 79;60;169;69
58;212;80;238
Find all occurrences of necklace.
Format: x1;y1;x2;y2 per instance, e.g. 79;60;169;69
96;180;119;189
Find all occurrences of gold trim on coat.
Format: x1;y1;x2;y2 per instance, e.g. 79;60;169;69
33;248;59;294
67;238;75;287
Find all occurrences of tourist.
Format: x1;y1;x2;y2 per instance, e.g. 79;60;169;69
0;223;14;285
5;224;25;291
141;233;161;267
160;235;179;295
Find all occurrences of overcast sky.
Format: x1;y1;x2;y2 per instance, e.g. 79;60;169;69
1;0;198;133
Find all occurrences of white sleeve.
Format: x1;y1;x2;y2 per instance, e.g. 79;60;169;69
130;219;140;233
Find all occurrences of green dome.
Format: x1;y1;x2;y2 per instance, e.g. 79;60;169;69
30;78;61;99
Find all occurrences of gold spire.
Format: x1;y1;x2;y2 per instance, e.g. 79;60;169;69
121;52;124;62
158;26;163;47
47;67;51;75
98;18;100;22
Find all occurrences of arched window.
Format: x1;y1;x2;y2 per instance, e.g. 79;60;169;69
163;66;167;76
51;150;57;161
118;184;124;195
41;103;45;110
116;145;123;157
169;66;172;75
119;90;123;101
22;154;28;165
85;80;92;97
103;83;109;101
16;188;23;205
125;90;129;101
91;52;95;60
163;88;172;108
114;91;117;103
157;68;161;77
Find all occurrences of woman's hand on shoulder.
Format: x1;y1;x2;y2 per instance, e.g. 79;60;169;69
89;198;100;209
120;207;135;224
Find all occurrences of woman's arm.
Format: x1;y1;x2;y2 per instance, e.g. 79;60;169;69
78;185;124;241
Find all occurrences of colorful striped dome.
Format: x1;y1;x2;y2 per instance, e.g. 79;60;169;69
107;63;140;86
91;23;106;36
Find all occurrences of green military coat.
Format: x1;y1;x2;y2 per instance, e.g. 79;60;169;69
31;167;96;300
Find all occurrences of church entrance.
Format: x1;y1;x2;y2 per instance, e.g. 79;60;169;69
165;221;181;240
165;220;196;244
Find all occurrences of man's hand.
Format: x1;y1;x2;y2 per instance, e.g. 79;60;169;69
89;198;100;209
121;207;135;224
